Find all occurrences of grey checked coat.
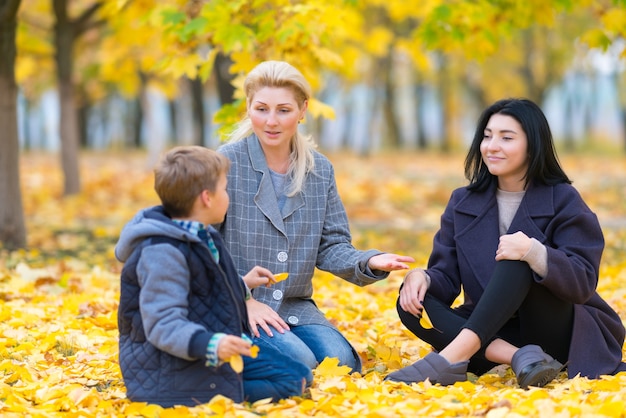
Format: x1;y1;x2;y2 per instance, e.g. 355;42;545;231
218;135;385;329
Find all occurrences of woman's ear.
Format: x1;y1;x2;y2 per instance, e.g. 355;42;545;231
299;99;308;121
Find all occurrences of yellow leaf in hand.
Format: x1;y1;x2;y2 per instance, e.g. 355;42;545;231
420;309;434;329
273;272;289;282
250;345;260;358
228;355;244;373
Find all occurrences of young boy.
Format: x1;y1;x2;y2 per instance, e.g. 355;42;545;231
116;146;312;407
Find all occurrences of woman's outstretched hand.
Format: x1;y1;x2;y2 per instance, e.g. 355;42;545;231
368;253;415;271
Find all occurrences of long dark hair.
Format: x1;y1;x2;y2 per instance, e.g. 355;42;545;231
464;98;571;192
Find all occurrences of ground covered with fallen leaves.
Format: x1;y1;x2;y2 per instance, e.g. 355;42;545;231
1;150;626;417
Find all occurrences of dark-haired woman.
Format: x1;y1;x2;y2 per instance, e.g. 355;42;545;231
386;98;626;388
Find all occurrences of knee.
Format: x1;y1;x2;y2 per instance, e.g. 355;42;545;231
337;350;359;372
256;331;318;369
301;350;319;369
303;367;314;386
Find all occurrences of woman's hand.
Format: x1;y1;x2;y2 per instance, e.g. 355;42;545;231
496;231;532;261
368;253;415;272
216;335;253;361
246;297;290;338
398;269;429;316
242;265;275;289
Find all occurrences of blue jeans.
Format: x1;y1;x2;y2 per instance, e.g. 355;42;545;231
243;340;313;402
253;324;362;373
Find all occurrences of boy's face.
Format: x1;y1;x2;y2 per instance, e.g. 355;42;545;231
204;173;230;224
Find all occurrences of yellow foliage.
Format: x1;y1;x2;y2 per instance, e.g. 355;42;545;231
601;8;626;34
307;97;336;120
1;152;625;416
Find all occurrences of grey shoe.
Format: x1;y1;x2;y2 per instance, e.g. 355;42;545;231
511;345;565;389
385;352;469;385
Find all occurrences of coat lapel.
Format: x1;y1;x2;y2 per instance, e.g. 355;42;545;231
507;182;554;243
248;137;302;237
454;182;555;291
454;184;500;290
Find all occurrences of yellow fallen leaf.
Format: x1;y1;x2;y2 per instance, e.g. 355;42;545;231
315;357;352;377
207;395;235;415
273;272;289;282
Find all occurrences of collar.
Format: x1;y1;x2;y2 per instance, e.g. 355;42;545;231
171;219;205;237
457;181;554;218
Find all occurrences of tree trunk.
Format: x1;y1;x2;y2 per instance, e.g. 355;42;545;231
615;72;626;152
54;0;81;195
132;72;147;148
78;97;89;147
621;107;626;153
438;54;453;153
414;82;428;149
190;76;205;146
132;96;143;148
57;65;82;195
379;53;401;148
21;96;31;150
0;0;27;250
214;52;235;105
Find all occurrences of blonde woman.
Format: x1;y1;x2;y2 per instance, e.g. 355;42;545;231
217;61;414;372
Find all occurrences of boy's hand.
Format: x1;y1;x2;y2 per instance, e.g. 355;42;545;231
216;335;253;361
242;266;275;289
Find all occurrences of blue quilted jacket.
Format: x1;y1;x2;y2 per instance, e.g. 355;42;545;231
116;206;250;406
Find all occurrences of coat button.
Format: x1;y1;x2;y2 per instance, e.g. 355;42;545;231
287;316;299;325
209;383;216;389
277;251;288;262
272;289;283;300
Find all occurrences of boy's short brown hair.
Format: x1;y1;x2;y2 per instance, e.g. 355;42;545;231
154;146;230;218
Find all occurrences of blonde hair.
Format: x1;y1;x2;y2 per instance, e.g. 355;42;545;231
226;60;316;196
154;145;230;217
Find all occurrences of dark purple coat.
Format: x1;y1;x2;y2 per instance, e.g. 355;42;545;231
426;180;625;378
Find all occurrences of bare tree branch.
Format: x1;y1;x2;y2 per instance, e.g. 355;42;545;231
74;1;104;36
52;0;67;23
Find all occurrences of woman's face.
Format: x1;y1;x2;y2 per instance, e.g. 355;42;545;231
248;86;307;152
480;113;529;191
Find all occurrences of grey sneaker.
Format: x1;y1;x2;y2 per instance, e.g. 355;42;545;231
511;344;565;389
385;352;469;385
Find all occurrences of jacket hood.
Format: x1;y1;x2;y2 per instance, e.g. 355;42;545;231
115;206;200;262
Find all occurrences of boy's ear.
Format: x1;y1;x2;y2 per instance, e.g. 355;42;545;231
200;189;212;207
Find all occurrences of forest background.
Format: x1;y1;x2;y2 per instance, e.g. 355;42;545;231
1;0;626;416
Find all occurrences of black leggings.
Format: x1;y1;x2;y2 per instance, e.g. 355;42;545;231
397;260;574;375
